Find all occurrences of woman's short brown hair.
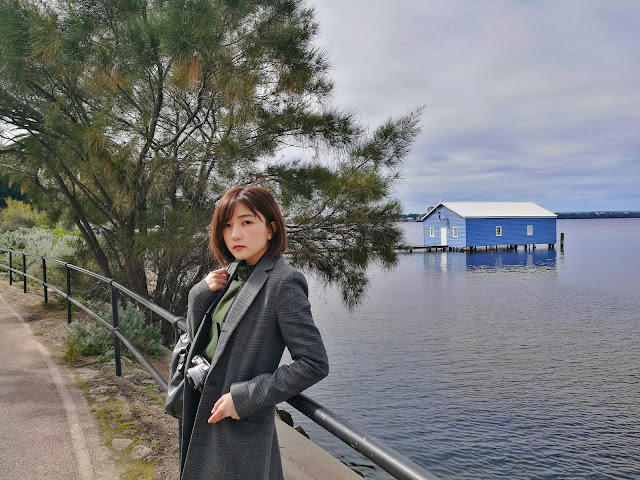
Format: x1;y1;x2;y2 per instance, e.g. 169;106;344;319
209;186;288;265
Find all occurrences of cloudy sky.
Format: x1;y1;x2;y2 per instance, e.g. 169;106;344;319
310;0;640;214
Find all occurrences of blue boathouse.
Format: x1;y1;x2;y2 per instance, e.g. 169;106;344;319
420;202;557;250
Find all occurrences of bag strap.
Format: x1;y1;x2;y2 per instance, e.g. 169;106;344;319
175;333;190;372
204;294;218;318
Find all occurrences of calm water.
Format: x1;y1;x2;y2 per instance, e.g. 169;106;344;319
281;218;640;479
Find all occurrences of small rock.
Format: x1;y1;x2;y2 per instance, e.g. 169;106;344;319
142;380;155;385
276;408;293;427
112;438;133;451
105;358;130;365
76;368;99;380
130;444;153;460
94;396;110;403
88;386;112;395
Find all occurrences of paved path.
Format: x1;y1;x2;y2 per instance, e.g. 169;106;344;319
0;293;118;480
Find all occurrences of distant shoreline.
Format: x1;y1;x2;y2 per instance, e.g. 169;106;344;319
555;212;640;219
399;211;640;221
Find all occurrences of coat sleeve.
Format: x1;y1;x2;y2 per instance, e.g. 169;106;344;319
230;270;329;418
186;278;220;339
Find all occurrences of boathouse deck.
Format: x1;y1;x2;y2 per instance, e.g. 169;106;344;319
399;242;558;253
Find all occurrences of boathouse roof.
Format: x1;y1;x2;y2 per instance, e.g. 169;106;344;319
420;202;557;221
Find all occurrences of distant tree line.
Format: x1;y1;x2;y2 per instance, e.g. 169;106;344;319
0;174;26;207
397;211;640;220
398;213;424;221
555;211;640;219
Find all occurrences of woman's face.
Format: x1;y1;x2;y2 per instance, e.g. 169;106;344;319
223;203;275;266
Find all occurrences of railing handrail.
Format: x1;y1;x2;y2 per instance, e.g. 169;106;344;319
0;248;184;327
0;247;439;480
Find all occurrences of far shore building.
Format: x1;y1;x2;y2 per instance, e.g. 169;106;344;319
419;202;557;250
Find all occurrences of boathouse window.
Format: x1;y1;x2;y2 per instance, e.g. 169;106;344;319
527;225;533;235
429;227;435;237
452;227;458;237
496;226;502;236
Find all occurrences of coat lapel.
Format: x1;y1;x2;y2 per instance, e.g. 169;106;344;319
210;255;280;368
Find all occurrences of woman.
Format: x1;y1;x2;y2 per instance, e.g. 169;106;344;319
180;186;329;479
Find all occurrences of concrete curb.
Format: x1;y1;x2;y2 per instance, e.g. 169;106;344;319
278;418;363;480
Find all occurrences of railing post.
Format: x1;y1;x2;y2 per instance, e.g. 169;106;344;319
65;264;72;324
22;253;26;293
8;251;12;285
111;284;122;377
42;257;48;303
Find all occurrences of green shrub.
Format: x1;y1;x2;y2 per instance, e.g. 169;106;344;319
109;304;164;357
0;226;81;260
65;328;81;364
0;199;48;231
63;303;164;363
0;225;84;289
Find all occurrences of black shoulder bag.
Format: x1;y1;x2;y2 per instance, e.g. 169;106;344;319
164;299;217;419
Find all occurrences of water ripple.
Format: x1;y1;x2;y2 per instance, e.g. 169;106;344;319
281;220;640;479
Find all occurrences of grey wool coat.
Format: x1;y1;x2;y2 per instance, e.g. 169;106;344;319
180;254;329;480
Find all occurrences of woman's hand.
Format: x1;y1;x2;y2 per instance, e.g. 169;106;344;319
205;268;229;292
208;393;240;424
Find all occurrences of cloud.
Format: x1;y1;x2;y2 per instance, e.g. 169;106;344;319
311;0;640;212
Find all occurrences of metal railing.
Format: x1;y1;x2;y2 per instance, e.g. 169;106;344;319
0;248;439;480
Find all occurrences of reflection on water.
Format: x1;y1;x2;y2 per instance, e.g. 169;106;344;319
466;248;556;271
285;219;640;480
421;248;557;273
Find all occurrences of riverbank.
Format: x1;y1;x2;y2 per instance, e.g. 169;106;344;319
0;281;363;480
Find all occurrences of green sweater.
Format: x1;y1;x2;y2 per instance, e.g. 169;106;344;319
202;262;252;362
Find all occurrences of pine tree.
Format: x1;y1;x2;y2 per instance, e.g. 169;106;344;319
0;0;421;313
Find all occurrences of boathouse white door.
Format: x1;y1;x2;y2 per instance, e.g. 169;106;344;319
440;227;447;246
